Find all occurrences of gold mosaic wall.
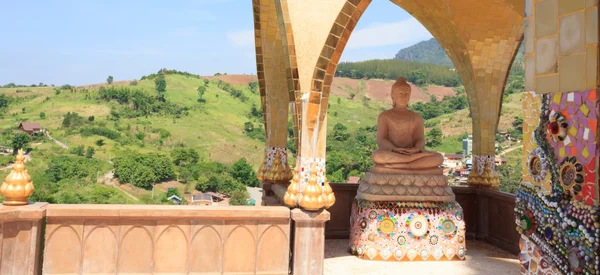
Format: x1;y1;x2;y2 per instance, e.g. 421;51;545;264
524;0;599;94
253;0;289;149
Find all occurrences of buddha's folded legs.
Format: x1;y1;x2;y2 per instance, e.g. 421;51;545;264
371;149;443;169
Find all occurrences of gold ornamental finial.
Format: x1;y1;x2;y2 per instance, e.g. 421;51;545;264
298;163;325;211
1;150;34;206
322;178;335;209
283;163;299;207
257;150;268;181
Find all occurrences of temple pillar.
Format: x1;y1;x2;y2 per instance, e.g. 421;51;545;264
275;0;359;210
252;0;293;186
291;209;330;275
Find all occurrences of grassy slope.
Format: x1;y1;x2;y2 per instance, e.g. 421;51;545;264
0;75;524;166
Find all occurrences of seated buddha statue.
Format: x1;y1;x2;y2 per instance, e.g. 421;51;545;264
371;77;444;172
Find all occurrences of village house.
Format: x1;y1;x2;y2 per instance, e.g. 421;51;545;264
17;122;42;136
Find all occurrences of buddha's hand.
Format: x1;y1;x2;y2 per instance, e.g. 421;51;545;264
392;147;421;155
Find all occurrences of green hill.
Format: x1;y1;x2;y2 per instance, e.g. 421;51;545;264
335;59;460;87
0;67;524;203
394;38;453;67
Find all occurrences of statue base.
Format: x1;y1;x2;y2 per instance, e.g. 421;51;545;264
349;198;466;261
357;172;455;202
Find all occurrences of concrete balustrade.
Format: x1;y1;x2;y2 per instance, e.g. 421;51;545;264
0;203;47;275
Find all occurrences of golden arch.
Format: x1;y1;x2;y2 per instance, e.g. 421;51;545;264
254;0;525;208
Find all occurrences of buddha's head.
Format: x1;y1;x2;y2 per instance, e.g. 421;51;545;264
391;77;411;108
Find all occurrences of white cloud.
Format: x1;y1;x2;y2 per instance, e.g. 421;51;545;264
227;30;255;47
346;18;432;49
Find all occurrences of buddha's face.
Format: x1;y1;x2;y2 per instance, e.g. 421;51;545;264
391;84;411;108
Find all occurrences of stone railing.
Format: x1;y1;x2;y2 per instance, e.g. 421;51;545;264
0;203;46;275
0;204;295;275
327;183;520;254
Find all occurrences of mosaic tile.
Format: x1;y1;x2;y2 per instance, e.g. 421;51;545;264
350;200;465;261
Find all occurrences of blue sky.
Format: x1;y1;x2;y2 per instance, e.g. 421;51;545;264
0;0;431;86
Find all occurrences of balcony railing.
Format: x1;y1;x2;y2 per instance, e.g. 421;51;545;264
0;184;518;275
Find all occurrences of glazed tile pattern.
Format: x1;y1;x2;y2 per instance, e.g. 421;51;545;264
349;200;466;261
525;0;599;93
266;147;289;170
518;236;561;275
516;183;600;274
548;90;598;205
518;89;600;274
522;92;551;191
298;157;326;191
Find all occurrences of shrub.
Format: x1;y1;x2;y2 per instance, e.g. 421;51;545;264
69;145;85;156
46;155;107;182
80;127;121;140
113;151;175;188
86;147;95;158
62;112;85;128
88;116;95;122
39;112;46;119
95;139;105;146
171;148;199;166
229;190;252;206
231;158;259;187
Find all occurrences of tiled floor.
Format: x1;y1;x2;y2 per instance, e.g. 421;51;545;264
324;240;520;275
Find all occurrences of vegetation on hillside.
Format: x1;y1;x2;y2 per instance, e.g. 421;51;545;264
394;38;454;67
0;35;528;203
336;59;461;87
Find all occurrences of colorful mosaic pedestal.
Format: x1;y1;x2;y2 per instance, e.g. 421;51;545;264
349;199;466;261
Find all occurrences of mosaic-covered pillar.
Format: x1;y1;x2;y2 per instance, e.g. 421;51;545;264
274;0;357;210
517;0;600;274
253;0;292;184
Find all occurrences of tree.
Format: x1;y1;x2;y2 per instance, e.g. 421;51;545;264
95;139;105;146
197;85;207;102
88;116;95;122
39;112;46;119
203;78;209;86
333;123;350;141
69;145;85;156
171;148;200;166
231;158;259;187
85;147;95;158
248;82;258;94
166;187;180;199
426;127;443;147
229;190;251;206
497;160;522;194
107;76;114;84
155;75;167;96
11;133;31;152
0;94;9;110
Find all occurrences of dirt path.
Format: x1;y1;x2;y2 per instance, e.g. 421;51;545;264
98;169;140;201
45;132;68;150
499;144;522;156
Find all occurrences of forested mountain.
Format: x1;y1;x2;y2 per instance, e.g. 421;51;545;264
335;59;460;87
394;38;453;67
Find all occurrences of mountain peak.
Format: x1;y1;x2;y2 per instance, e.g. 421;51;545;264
394;38;453;67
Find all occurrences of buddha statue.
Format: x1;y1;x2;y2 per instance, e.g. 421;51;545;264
371;77;444;173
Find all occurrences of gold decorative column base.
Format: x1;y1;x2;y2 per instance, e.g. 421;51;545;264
298;163;326;211
1;150;34;206
467;155;500;188
258;147;292;183
284;164;299;207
